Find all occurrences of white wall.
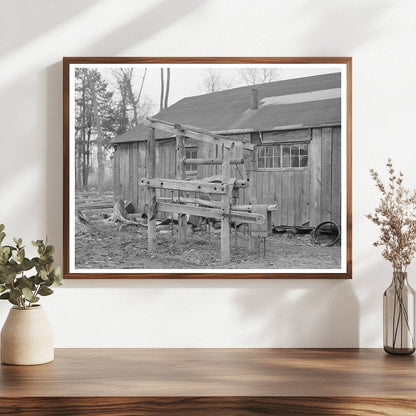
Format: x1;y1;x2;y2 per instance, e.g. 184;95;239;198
1;0;415;348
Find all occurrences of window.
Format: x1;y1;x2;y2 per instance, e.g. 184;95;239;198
185;147;198;173
257;143;308;169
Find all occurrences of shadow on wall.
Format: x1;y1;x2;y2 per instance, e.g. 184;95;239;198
0;0;101;57
45;0;205;263
233;280;359;348
291;0;394;52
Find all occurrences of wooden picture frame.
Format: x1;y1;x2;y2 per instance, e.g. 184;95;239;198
63;57;352;279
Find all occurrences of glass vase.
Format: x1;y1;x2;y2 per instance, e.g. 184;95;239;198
383;271;415;355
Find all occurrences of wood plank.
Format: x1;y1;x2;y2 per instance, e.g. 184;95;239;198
262;128;311;144
301;170;310;226
274;172;282;227
176;134;187;243
157;202;265;225
132;142;138;211
2;348;416;397
144;118;254;150
138;142;147;213
287;172;295;226
139;178;228;194
221;145;232;264
331;127;342;225
1;396;415;416
294;172;302;226
113;147;121;198
128;145;134;206
321;127;333;222
121;146;128;202
184;158;244;165
158;196;222;209
146;128;157;251
309;128;322;227
281;172;290;226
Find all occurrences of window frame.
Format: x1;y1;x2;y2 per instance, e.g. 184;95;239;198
185;146;198;175
256;142;309;171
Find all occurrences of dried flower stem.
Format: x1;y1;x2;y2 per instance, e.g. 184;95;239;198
366;159;416;272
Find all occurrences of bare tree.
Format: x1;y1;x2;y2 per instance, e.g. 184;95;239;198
239;68;280;85
87;70;105;195
113;68;148;127
201;69;233;93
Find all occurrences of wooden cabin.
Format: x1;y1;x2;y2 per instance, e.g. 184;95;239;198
112;72;342;228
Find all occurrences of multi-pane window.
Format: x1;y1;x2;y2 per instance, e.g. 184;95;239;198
185;147;198;173
257;143;308;169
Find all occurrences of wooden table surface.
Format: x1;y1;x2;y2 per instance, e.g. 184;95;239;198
1;348;416;415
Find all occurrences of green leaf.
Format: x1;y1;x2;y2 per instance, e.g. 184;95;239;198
17;248;25;263
0;292;9;299
39;269;48;281
20;258;33;271
32;240;43;247
17;276;35;290
0;232;6;244
52;267;63;285
3;271;16;285
0;224;5;232
22;287;34;301
38;287;53;296
13;237;22;248
0;286;7;294
9;288;21;301
45;245;55;256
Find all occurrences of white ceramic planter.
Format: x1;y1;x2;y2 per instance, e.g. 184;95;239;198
1;305;54;365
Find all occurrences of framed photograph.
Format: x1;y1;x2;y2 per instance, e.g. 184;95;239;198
63;57;352;279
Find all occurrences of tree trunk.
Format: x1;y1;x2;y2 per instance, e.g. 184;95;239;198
87;70;105;195
82;76;88;189
164;68;170;109
160;68;164;111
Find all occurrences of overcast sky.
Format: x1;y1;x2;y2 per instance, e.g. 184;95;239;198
97;64;342;115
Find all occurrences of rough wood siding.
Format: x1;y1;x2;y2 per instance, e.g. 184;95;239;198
309;126;341;227
137;142;147;213
331;127;342;225
114;128;342;226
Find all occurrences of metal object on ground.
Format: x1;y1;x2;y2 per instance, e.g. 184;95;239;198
312;221;341;246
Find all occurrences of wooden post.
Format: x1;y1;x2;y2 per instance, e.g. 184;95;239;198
221;144;233;264
146;127;157;251
113;145;122;199
176;133;187;243
244;147;260;253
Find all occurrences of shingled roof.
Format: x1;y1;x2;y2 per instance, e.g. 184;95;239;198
112;72;341;144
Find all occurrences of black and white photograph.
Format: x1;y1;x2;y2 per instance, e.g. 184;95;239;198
64;58;351;278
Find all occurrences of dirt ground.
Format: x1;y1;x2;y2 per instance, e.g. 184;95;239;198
75;211;341;270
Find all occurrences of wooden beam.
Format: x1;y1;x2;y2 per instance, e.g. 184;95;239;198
146;127;157;251
156;202;265;225
139;178;228;194
144;118;254;151
184;158;244;166
176;133;187;243
221;144;232;264
158;196;222;209
200;175;247;188
232;204;278;212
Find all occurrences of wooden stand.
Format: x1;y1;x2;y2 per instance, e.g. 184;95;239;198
140;118;273;264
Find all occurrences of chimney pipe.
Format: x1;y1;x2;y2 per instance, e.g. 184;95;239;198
250;88;259;110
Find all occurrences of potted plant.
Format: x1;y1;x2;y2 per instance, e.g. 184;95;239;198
0;224;62;365
367;159;416;354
